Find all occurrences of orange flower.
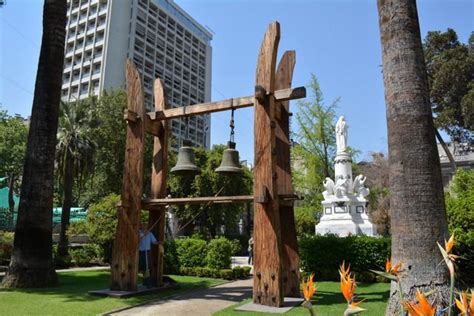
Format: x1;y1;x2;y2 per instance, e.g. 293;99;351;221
455;290;474;316
339;261;351;280
340;271;356;303
402;289;436;316
455;291;468;314
471;290;474;315
385;258;402;276
302;273;316;302
339;261;364;309
445;233;455;254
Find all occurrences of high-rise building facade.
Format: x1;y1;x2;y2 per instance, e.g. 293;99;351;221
61;0;212;148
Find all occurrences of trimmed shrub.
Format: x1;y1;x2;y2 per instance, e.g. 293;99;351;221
232;266;251;279
176;266;248;280
69;243;104;266
0;231;14;263
219;269;234;280
175;238;208;268
205;236;235;270
299;234;390;281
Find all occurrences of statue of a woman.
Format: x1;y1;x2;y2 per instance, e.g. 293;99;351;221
336;116;348;153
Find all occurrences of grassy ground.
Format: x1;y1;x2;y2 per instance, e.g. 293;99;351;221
214;281;390;316
0;269;225;316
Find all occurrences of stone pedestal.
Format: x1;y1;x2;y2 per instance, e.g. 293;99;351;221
316;198;375;237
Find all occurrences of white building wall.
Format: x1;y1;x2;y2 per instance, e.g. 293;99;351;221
61;0;212;149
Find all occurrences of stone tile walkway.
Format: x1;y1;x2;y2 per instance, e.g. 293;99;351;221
107;278;253;316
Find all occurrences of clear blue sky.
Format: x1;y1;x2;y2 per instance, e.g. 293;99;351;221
1;0;472;163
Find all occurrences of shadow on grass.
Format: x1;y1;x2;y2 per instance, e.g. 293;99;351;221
0;271;222;304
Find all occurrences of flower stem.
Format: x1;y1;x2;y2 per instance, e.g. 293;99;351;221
396;278;404;316
447;266;455;316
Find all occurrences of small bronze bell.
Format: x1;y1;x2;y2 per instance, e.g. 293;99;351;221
215;141;243;174
171;140;201;176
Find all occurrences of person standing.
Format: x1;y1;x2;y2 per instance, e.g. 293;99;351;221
139;222;158;287
248;235;254;265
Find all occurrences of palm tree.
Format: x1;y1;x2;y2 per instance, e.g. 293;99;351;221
1;0;67;288
56;100;96;257
377;0;450;313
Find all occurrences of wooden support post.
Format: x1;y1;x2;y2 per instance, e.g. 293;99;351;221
111;60;145;291
149;79;169;287
275;51;300;297
253;21;284;307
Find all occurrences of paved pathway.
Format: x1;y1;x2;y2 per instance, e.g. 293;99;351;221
109;278;253;316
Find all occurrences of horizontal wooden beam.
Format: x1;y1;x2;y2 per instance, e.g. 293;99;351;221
147;86;306;121
142;195;254;208
141;193;303;209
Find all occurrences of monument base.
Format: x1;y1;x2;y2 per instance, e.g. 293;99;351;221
315;219;375;237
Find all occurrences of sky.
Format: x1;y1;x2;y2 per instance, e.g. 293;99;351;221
0;0;473;164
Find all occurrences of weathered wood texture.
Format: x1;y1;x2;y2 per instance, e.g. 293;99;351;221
143;195;254;208
146;87;305;121
111;60;145;291
253;22;283;307
275;51;300;297
149;79;169;286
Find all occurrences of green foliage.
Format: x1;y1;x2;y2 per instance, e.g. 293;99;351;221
445;169;474;285
176;266;250;280
424;29;474;141
69;244;104;266
168;144;253;237
74;90;128;206
299;234;391;281
175;238;208;267
0;109;28;178
0;231;14;262
205;236;236;269
66;221;87;236
85;193;119;246
294;206;316;237
163;239;180;274
292;74;338;209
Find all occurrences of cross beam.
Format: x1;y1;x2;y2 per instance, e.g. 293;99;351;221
147;86;305;121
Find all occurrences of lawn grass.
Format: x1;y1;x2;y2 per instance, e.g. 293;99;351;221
0;269;225;316
214;281;390;316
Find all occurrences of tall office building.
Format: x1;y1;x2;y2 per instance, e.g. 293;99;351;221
61;0;212;148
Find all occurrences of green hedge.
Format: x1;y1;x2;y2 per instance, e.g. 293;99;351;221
205;237;234;269
178;266;251;280
175;238;208;267
299;235;390;281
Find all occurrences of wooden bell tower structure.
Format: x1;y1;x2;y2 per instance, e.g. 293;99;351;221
110;21;303;307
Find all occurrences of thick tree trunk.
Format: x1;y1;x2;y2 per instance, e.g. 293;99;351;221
377;0;450;314
1;0;67;288
58;153;73;257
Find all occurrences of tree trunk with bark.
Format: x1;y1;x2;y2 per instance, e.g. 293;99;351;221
58;152;73;257
1;0;67;288
377;0;450;313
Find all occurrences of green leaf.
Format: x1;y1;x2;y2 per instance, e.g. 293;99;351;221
369;269;398;281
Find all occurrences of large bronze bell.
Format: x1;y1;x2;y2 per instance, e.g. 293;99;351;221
215;141;243;174
171;140;201;176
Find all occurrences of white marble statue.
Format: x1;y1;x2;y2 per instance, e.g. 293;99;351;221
336;116;348;153
322;178;335;200
334;178;349;198
352;174;370;199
